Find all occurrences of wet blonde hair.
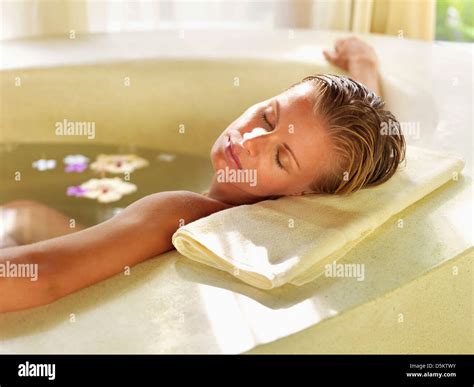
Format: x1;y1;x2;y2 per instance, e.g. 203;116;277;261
294;74;406;195
205;74;406;201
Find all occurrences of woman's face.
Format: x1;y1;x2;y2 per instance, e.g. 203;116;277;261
209;82;336;204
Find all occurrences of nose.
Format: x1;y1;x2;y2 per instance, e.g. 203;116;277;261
239;127;271;156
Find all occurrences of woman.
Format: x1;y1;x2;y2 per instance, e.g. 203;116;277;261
0;37;405;312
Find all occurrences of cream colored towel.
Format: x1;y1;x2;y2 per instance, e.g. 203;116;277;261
172;146;465;289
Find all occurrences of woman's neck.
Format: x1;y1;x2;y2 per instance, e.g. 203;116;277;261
207;174;264;206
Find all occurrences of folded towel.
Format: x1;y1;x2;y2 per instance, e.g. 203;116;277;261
172;146;465;289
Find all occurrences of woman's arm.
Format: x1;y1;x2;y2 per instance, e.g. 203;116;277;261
0;191;232;313
323;36;382;96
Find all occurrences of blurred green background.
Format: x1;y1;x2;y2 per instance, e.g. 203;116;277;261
436;0;474;41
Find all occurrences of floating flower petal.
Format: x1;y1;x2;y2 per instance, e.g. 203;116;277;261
63;154;89;165
78;177;137;203
65;163;88;173
90;154;149;174
67;186;87;197
32;159;56;171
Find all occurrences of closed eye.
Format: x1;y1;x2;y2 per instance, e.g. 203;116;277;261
262;112;273;130
262;109;286;171
275;148;284;170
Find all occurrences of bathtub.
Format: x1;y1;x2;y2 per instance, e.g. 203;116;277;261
0;29;472;353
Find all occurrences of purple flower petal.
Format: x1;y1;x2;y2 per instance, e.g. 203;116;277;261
65;163;88;173
67;186;87;197
75;163;88;172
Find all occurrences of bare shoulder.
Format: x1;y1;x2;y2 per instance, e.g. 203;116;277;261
147;191;233;227
115;190;233;230
173;190;234;213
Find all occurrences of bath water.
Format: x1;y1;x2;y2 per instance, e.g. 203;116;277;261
0;142;214;227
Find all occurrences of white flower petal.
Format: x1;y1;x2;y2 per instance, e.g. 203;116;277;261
32;159;56;171
64;154;89;164
118;184;137;194
77;177;136;202
97;191;122;203
82;190;100;199
90;154;149;174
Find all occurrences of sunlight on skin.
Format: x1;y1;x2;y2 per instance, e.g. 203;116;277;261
208;82;337;205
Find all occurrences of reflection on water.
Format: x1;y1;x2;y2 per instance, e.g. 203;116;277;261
0;142;214;228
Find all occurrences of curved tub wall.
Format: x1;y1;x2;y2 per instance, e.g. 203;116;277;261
1;57;438;157
1;32;470;354
2;58;332;157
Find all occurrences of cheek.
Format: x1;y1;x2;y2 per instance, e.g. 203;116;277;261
235;166;289;196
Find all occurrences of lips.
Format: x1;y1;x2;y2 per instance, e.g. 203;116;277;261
225;136;242;169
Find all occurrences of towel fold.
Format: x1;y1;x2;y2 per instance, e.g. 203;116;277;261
172;146;465;289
